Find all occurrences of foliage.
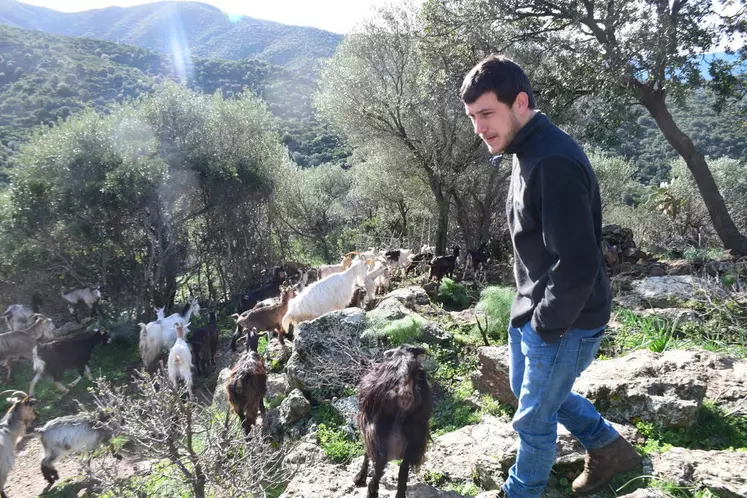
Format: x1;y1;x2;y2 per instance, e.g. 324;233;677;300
613;92;747;185
437;277;472;310
316;2;488;254
311;403;364;464
602;306;747;359
0;82;289;311
316;423;365;464
636;401;747;452
423;0;747;253
382;315;427;346
474;285;514;344
275;162;353;262
0;24;349;174
89;369;288;498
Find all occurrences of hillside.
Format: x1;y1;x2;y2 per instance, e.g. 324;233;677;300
613;91;747;185
0;24;349;172
0;0;342;69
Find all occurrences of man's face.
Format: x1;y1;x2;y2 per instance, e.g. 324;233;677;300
465;91;523;154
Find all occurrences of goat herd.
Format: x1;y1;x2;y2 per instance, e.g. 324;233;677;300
0;243;490;498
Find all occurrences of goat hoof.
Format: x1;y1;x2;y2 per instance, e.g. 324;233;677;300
353;476;366;487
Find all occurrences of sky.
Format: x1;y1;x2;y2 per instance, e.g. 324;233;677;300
17;0;406;33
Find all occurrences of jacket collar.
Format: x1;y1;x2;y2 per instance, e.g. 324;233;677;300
503;111;547;156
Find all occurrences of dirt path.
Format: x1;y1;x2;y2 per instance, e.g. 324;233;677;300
5;436;138;498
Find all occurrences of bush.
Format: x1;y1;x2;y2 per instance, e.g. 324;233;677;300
437;278;471;309
474;286;514;344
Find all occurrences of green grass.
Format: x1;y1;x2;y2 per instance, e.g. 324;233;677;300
1;338;140;420
437;278;473;310
316;423;364;464
636;400;747;453
472;285;514;345
363;314;427;347
427;345;513;436
602;308;747;359
310;403;364;464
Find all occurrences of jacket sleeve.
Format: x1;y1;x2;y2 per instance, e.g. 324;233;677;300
529;156;600;341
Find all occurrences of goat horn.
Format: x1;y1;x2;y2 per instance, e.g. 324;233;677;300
0;389;30;398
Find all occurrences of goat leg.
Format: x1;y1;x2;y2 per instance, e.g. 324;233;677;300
68;374;83;389
367;455;387;498
395;458;411;498
353;453;369;487
259;397;267;416
29;370;44;396
4;359;13;382
85;364;94;382
229;326;242;352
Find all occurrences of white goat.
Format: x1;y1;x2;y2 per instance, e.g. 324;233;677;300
0;316;55;382
33;411;115;486
0;391;38;498
282;259;368;332
318;254;354;280
61;286;102;319
364;263;389;306
139;298;199;368
167;323;193;395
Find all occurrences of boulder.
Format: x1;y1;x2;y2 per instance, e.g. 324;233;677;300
266;337;292;365
280;456;470;497
617;490;668;498
421;322;453;346
285;308;373;401
382;286;430;309
332;395;359;430
470;346;516;409
575;349;709;429
211;368;232;411
371;298;413;321
449;308;478;326
423;415;639;489
652;448;747;497
633;308;704;326
263;389;311;439
279;389;311;426
267;373;292;400
629;276;726;308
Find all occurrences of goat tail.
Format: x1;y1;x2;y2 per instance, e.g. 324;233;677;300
32;346;45;373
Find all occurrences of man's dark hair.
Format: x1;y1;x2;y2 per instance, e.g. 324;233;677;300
460;55;536;108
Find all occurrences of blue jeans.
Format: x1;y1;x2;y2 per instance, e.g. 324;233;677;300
502;321;619;498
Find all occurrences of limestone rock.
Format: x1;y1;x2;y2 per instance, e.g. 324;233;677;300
471;346;516;409
652;448;747;497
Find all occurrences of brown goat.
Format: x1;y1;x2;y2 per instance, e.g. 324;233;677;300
354;345;433;498
226;328;267;436
229;286;294;351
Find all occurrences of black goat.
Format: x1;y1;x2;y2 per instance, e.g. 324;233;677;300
462;242;489;280
29;328;110;396
429;245;460;282
226;328;267;436
188;310;217;376
237;266;287;314
404;252;433;276
354;345;433;498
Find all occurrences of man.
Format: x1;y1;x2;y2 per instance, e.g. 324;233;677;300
461;55;641;497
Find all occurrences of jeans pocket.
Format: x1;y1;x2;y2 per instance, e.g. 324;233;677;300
575;329;605;376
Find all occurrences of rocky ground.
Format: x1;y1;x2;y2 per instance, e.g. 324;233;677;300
5;250;747;497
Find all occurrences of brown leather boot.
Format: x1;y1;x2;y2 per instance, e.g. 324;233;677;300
572;436;641;496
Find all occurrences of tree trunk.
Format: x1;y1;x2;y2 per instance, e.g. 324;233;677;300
435;190;450;256
638;86;747;255
398;201;409;240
